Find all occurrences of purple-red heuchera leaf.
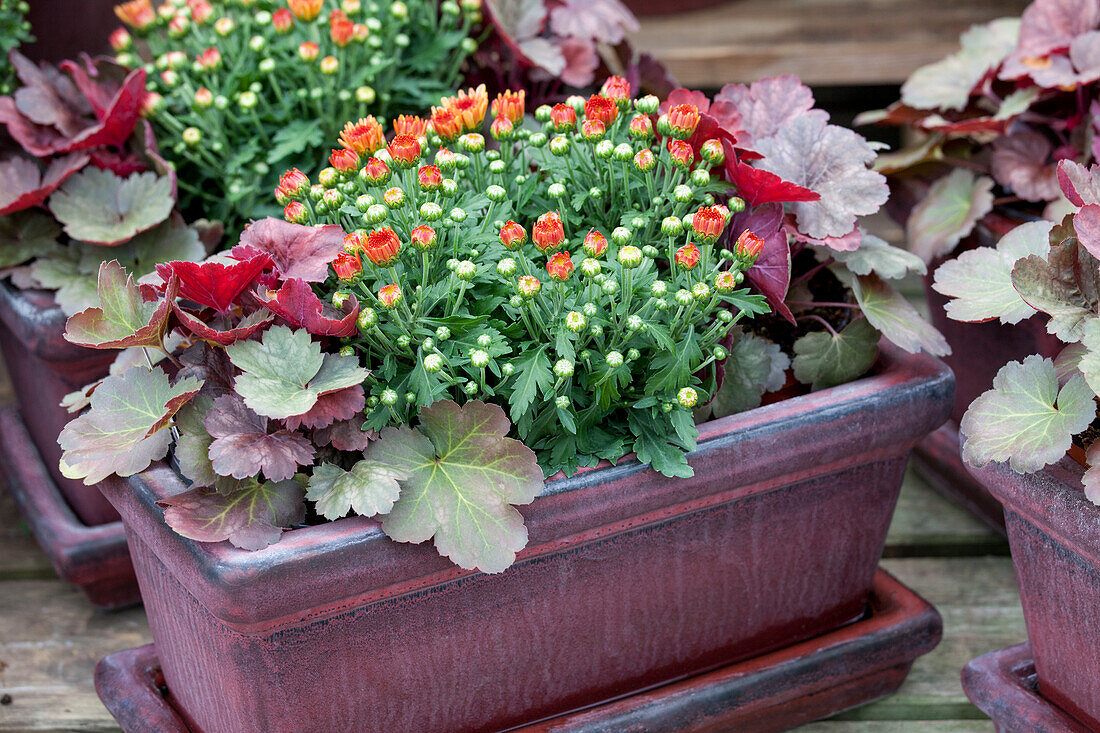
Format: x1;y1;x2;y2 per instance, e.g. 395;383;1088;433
990;129;1060;202
548;0;638;44
255;278;359;337
1006;0;1100;66
283;385;365;431
173;306;274;347
730;203;794;323
483;0;566;76
0;152;88;216
554;36;599;87
724;151;820;208
157;253;273;314
204;394;315;482
235;218;345;283
314;416;376;452
713;75;823;148
783;217;862;252
1073;204;1100;260
1058;160;1100;206
159;479;306;551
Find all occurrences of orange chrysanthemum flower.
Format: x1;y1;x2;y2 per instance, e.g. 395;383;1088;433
442;84;488;133
287;0;323;21
392;115;429;139
115;0;156;29
339;117;385;155
430;106;462;142
491;90;525;124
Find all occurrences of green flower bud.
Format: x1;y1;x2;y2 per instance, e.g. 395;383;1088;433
535;104;552;121
435;326;451;341
470;349;491;368
661;401;674;413
713;345;728;360
675;288;693;306
554;359;574;378
565;311;586;332
238;90;258;109
651;280;668;297
601;279;619;295
396;334;411;348
654;298;669;311
182;127;202;146
690;168;711;186
424;353;444;373
365;204;388;224
627;348;641;361
459;133;484;153
693;282;712;300
380;388;398;406
580;258;601;277
717;309;734;323
509;294;524;308
318;167;339;188
502;363;516;376
529;132;548;147
420;202;443;221
631;216;646;229
673;184;693;203
634;95;660;114
548;182;566;199
497;258;517;276
582;302;598;317
729;196;746;213
626;314;643;330
617;245;642;268
356;194;375;212
595;140;614;159
339;345;355;357
677;387;698;408
642;245;659;258
486;184;506;202
450;207;467;223
332;292;350;310
549;135;571;156
613;143;633;162
661;217;683;236
441;179;458;197
588;186;603;200
605;351;624;368
476;334;493;348
488;159;506;174
455;260;476;280
391;1;408;18
555;395;570;409
612;227;632;246
590;323;604;338
356;86;376;104
258;58;275;74
464;381;479;395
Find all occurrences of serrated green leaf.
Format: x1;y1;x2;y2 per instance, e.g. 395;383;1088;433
831;233;926;280
507;345;552;422
792;318;880;390
227;325;369;419
932;219;1051;324
1077;319;1100;399
960;355;1096;472
852;274;950;355
48;169;173;245
906;169;995;263
306;461;408;520
266;120;325;164
58;367;202;485
0;210;61;268
628;410;693;479
160;478;306;550
708;333;790;417
64;260;176;349
1011;240;1100;341
372;400;543;573
29;247;99;316
646;327;702;393
174;396;217;488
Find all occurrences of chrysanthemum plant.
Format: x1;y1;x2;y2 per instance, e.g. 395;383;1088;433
859;0;1100;264
0;51;210;315
58;77;942;573
111;0;481;232
937;160;1100;500
0;0;32;95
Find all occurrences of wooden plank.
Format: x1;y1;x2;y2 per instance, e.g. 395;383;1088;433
631;0;1030;87
0;580;148;732
0;486;56;581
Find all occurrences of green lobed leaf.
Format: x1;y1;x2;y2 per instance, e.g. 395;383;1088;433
160;478;306;551
58;367;202;485
1083;443;1100;505
305;460;408;520
64;260;177;349
507;345;553;422
627;409;694;479
1077;319;1100;399
932;220;1051;324
906;169;995;264
706;333;790;418
48;169;174;246
830;233;926;280
792;318;880;390
0;210;61;268
371;400;543;573
174;396;218;488
960;355;1096;473
29;247;99;316
227;325;369;420
852;274;950;355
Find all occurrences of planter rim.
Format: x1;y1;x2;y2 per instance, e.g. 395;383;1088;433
106;343;952;627
0;280;106;364
967;457;1100;565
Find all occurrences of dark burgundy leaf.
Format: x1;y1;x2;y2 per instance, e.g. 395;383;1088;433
724;152;820;208
205;394;315;482
314;416;376;452
157;254;273;314
254;278;359;337
731;203;794;322
283;385;365;430
173;306;273;346
0;151;88;216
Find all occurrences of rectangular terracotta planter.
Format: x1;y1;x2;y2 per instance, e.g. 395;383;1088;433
913;212;1061;534
97;345;951;733
968;458;1100;730
0;407;138;609
962;643;1091;733
95;570;943;733
0;282;118;525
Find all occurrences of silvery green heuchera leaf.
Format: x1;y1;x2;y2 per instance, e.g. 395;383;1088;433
705;333;789;418
830;232;926;280
48;168;173;246
160;478;306;551
901;18;1020;111
1012;229;1100;341
63;260;177;349
754;114;888;240
990;129;1060;202
0;210;61;268
1075;318;1100;398
58;366;202;485
227;325;369;420
851;274;951;356
204;394;315;482
906;169;996;264
174;396;218;488
372;400;543;573
792;318;880;391
960;355;1096;473
306;461;407;520
932;219;1052;324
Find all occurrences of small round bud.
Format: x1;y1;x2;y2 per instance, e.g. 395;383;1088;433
626;314;643;331
442;179;458;197
548;182;566;199
650;280;668;297
729;196;747;213
612;227;632;246
502;363;516;376
182;127;202;145
565;311;586;332
634;95;660;114
605;351;624;368
397;335;411;348
424;353;444;373
580;258;601;277
464;381;479;395
470;349;491;368
358;306;378;330
590;324;604;338
675;289;694;306
435;326;451;341
365;204;388;224
422;338;435;351
692;282;712;300
613;143;633;162
588;186;603;200
601;279;619;295
677;387;698;408
673;184;693;203
450;207;467;223
642;245;659;258
535;104;552;122
617;245;642;268
713;345;729;360
627;348;641;361
476;334;493;348
529;132;547;147
455;260;476;280
554;359;574;378
717;309;734;323
549;135;571;156
661;217;683;236
488;159;506;174
555;395;570;409
509;294;524;308
486;184;506;202
517;275;541;298
582;302;598;317
356;194;375;212
595;140;614;159
380;389;398;406
497;258;517;276
690;168;710;186
420;202;443;221
356;86;376;104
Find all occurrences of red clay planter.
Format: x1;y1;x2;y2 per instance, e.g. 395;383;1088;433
968;458;1100;730
911;213;1060;534
96;345;951;733
96;569;942;733
962;643;1091;733
0;408;138;609
0;284;137;608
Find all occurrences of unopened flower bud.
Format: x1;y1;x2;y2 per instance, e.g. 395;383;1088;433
650;280;667;297
554;359;574;378
357;308;377;331
580;258;601;278
182;127;202;145
470;349;490;368
378;284;402;308
548;182;566;199
729;196;746;213
675;243;701;270
549;135;571;156
690;168;710;186
502;362;515;376
517;275;541;298
486;184;506;202
595;140;614;159
565;311;586;332
674;184;693;203
627;348;640;361
555;395;570;409
634;149;655;171
700;139;725;165
692;282;711;300
677;387;698;408
626;314;643;331
582;302;598;317
675;289;693;306
497;258;517;276
605;351;624;368
601;279;619;295
455;260;476;280
459;133;484;153
365;203;388;224
612;227;631;246
464;381;479;395
613;143;633;162
450;207;467;223
713;345;729;360
634;95;659;114
381;389;398;406
717;309;734;323
424;353;444;373
590;324;604;338
435;326;451;341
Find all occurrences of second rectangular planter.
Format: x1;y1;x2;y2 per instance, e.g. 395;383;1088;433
968;458;1100;730
99;345;952;733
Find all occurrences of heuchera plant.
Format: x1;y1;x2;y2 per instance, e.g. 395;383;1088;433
860;0;1100;264
0;51;209;315
57;77;941;573
0;1;32;95
940;160;1100;500
110;0;482;231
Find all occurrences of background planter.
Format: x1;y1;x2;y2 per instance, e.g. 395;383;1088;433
911;211;1061;534
0;282;117;525
98;345;951;733
23;0;117;63
968;458;1100;729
